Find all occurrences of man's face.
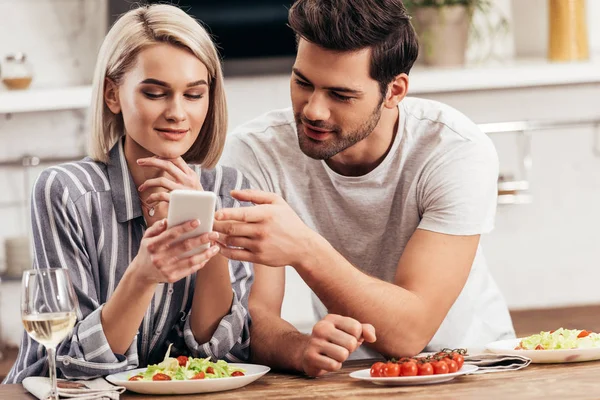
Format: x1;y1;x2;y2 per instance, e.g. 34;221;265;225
291;39;384;160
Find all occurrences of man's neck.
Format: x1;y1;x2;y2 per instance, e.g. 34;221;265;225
325;105;399;177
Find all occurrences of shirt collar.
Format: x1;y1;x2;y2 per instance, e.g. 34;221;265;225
106;137;143;223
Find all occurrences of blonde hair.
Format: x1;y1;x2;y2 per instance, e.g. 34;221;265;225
89;4;227;168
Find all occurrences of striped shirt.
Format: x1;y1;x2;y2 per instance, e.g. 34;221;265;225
4;138;254;383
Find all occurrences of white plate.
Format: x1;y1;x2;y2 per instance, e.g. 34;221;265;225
349;364;478;386
486;338;600;363
105;363;270;395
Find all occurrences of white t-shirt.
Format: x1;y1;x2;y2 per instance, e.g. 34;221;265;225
220;97;515;357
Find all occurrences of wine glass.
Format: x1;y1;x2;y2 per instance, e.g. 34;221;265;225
21;269;78;400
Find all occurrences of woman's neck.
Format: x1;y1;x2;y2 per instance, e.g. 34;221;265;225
123;136;161;190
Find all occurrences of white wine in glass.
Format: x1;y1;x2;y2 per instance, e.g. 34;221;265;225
22;269;78;400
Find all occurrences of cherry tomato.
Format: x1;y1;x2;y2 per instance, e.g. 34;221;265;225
191;371;205;380
400;361;418;377
152;373;172;381
578;330;591;338
451;353;464;370
206;367;215;374
432;361;449;375
370;362;385;377
176;356;188;367
442;358;459;373
231;371;245;377
383;362;400;377
417;362;434;376
128;375;143;381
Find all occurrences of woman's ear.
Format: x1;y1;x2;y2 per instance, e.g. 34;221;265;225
104;78;121;114
383;73;409;110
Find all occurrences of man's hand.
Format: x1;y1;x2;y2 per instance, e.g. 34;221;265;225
213;189;317;267
302;314;376;377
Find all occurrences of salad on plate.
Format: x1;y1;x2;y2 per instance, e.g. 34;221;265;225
515;328;600;350
128;344;245;381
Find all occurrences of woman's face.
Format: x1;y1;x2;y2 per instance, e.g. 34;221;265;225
106;43;210;159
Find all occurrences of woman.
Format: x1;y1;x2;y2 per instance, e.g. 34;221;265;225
4;4;253;383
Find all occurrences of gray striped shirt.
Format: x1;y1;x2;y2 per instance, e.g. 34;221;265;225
4;138;254;383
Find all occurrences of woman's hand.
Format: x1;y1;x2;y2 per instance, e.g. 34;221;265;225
137;156;203;205
131;218;220;284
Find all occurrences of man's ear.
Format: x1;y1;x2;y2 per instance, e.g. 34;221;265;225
383;73;409;109
104;78;121;114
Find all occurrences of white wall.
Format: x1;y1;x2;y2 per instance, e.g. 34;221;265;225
1;0;600;346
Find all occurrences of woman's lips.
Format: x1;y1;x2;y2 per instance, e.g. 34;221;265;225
155;128;189;141
302;124;332;141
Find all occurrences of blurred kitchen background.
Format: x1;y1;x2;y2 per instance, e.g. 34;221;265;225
0;0;599;365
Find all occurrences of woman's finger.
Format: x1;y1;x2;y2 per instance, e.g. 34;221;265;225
147;219;200;251
165;232;218;258
146;191;171;204
138;176;179;192
170;157;195;176
137;157;189;182
144;219;167;238
162;260;209;283
166;245;220;272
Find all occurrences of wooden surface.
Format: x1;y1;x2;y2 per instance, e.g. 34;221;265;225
2;304;600;397
3;359;600;399
510;304;600;337
0;347;18;382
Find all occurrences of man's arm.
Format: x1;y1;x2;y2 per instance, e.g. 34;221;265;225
249;263;376;375
247;265;308;371
214;190;477;358
296;228;478;357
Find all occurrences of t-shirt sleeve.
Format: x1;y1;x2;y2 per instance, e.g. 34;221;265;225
220;133;275;193
417;139;499;236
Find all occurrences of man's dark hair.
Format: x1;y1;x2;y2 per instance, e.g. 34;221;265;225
288;0;419;99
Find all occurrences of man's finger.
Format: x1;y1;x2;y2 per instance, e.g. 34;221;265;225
213;221;260;237
229;189;280;205
218;246;256;263
361;324;376;343
214;206;265;223
326;315;363;340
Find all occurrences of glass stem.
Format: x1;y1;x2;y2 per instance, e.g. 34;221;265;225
46;346;58;400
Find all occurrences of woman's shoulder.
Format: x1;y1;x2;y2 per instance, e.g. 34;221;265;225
34;158;110;203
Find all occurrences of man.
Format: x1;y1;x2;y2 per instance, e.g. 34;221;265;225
215;0;515;377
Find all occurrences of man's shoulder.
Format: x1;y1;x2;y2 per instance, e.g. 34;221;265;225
228;108;296;144
402;97;495;155
403;97;485;141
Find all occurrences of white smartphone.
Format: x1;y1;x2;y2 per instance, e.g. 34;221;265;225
167;189;217;258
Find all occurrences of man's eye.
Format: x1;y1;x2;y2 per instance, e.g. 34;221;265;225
295;79;311;87
331;92;352;102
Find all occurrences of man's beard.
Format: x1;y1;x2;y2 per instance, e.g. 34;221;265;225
294;101;383;160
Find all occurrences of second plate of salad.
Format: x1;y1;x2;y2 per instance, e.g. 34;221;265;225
486;328;600;363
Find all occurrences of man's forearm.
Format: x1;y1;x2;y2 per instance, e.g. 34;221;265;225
292;235;431;357
249;305;310;372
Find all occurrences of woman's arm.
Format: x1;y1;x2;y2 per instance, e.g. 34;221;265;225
188;254;233;344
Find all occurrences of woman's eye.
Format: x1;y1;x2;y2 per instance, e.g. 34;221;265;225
185;94;204;100
143;92;165;99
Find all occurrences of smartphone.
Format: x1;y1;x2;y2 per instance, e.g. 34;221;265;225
167;189;217;258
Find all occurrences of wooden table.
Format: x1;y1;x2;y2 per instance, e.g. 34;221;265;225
3;359;600;399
